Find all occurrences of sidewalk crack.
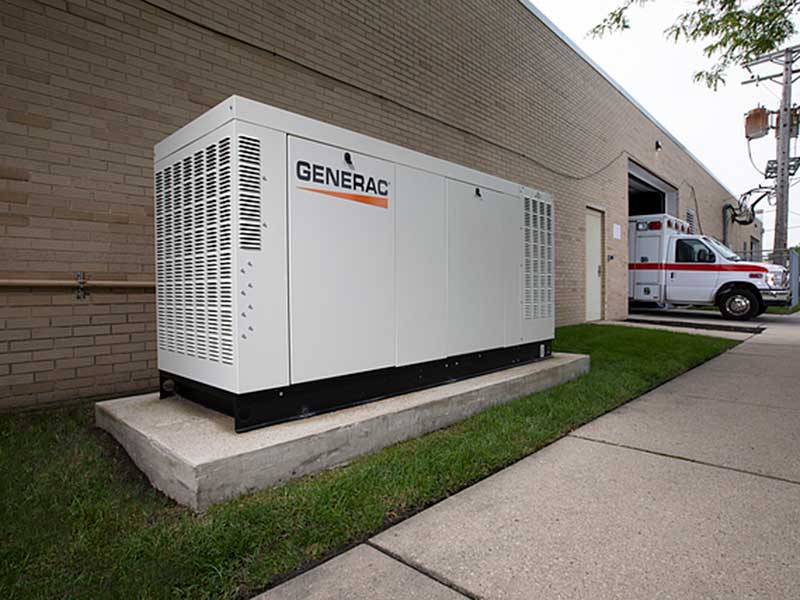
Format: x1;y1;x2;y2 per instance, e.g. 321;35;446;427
366;540;482;600
568;434;800;487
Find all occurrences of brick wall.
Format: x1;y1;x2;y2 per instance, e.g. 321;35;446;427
1;0;758;409
0;287;157;408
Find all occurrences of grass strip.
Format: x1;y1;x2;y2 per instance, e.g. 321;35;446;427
0;324;736;599
766;303;800;314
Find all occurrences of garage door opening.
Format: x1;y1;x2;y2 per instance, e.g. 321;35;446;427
629;175;664;215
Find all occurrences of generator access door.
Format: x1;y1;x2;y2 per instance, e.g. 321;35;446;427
287;137;396;384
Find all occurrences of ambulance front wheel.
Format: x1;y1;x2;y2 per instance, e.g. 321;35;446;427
718;288;759;321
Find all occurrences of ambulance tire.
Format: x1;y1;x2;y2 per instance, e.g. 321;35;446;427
755;300;767;317
718;288;759;321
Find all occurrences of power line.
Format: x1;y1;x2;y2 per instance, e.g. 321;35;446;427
764;224;800;231
747;138;766;177
756;207;800;217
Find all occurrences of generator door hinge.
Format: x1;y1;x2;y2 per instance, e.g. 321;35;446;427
74;271;89;300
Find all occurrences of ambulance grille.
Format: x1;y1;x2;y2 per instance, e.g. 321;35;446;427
523;196;554;320
238;135;262;250
155;137;234;366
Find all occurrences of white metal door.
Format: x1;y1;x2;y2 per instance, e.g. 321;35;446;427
288;137;396;383
446;180;507;356
585;210;603;321
395;165;447;366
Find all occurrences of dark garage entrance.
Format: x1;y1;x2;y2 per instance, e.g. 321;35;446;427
628;162;677;218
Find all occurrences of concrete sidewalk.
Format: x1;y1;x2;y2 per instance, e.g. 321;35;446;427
260;315;800;600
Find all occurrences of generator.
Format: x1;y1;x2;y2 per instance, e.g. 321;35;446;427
154;96;555;431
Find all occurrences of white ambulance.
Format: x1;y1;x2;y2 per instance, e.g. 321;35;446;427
628;214;790;320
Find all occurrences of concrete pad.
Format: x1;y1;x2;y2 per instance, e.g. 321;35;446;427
96;353;589;510
255;545;466;600
575;390;800;481
628;309;765;332
627;317;763;335
372;437;800;600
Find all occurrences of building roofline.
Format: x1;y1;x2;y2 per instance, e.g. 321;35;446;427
518;0;739;200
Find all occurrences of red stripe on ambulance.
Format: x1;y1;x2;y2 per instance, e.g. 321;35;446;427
628;263;768;273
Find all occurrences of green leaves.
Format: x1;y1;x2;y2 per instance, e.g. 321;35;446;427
589;0;655;37
591;0;800;89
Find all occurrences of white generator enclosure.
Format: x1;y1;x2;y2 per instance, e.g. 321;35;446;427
154;96;555;431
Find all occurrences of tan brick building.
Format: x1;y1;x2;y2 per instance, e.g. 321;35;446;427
0;0;759;410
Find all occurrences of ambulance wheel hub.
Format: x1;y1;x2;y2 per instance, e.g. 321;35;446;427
725;294;751;317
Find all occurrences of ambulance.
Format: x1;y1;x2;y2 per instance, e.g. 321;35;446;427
628;214;790;320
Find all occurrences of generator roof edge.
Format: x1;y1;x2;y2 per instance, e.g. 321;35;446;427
517;0;738;201
156;95;552;199
154;100;235;162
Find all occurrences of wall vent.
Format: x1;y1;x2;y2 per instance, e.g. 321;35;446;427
686;208;696;234
522;196;554;320
155;137;234;366
238;135;262;250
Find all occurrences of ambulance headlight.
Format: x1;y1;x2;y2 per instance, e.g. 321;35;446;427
766;273;776;287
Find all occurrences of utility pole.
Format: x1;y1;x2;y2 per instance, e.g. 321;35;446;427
743;45;800;254
775;48;793;252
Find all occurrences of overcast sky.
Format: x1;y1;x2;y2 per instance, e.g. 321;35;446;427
533;0;800;249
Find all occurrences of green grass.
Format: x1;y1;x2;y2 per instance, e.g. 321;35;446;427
0;325;736;599
687;304;718;312
767;303;800;314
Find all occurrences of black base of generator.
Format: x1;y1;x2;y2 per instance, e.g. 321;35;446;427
159;339;553;433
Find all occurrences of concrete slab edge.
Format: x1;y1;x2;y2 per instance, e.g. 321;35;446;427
95;398;201;510
98;354;589;511
194;354;589;510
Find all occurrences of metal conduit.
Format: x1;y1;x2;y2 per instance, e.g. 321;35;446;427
0;279;154;288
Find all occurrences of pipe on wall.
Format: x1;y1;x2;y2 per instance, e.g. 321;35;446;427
0;279;154;289
722;204;735;246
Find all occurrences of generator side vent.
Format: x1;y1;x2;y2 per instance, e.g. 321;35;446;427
155;137;234;366
522;196;554;320
238;135;262;250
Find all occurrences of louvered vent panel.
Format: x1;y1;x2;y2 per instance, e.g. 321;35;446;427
155;136;234;366
523;197;535;319
155;171;166;351
545;202;553;317
522;196;554;320
238;135;262;250
686;208;696;234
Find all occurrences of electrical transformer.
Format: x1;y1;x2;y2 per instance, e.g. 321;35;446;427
154;96;555;431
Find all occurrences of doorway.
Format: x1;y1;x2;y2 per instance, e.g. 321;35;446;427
585;209;603;321
628;162;678;217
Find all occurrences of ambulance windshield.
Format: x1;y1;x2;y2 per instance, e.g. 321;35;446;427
703;237;741;262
